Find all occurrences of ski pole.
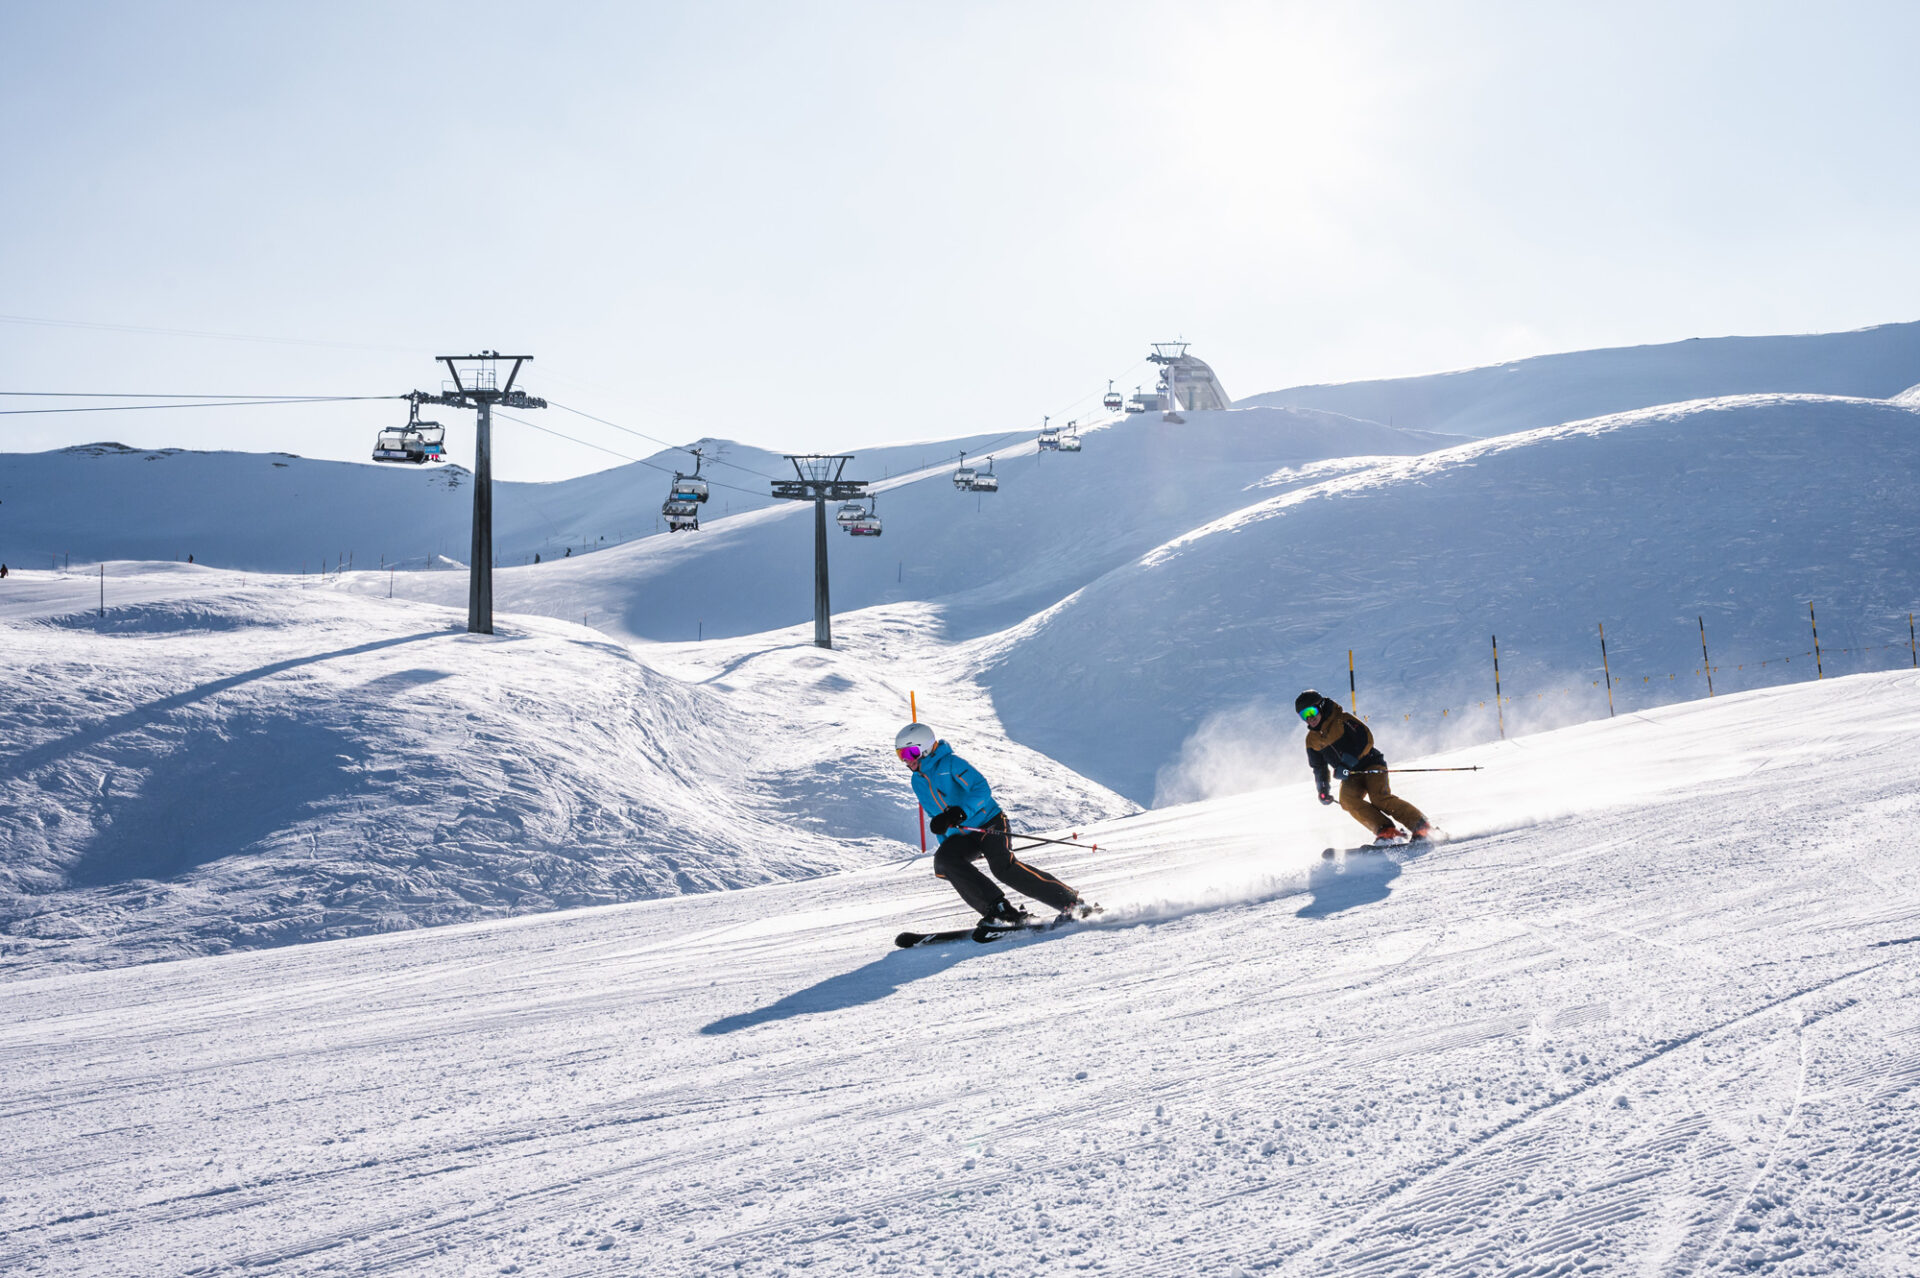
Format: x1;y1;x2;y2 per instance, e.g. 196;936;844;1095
1349;766;1484;775
954;826;1100;852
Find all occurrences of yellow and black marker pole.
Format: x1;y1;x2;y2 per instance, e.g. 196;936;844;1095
1598;622;1615;717
1698;615;1714;697
1492;634;1505;739
1348;649;1357;716
1809;603;1823;679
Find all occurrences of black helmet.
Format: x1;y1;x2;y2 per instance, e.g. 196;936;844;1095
1294;690;1322;715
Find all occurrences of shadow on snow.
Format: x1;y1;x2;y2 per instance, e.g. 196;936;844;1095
700;945;974;1035
1295;853;1403;919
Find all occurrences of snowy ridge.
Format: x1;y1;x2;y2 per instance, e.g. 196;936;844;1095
1242;319;1920;437
3;671;1915;1275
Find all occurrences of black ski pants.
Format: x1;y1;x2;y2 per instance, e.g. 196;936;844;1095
932;813;1079;916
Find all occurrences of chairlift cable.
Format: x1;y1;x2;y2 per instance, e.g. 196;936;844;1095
494;412;768;499
0;390;403;400
0;395;397;416
548;401;782;481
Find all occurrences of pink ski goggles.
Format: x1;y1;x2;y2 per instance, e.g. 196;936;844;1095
897;745;925;764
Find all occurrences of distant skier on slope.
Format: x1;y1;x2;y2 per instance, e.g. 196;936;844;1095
1296;690;1433;845
895;722;1089;927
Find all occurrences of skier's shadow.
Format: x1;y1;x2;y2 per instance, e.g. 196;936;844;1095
700;946;972;1035
1295;854;1402;919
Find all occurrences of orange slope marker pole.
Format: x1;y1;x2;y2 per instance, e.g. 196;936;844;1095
910;690;925;853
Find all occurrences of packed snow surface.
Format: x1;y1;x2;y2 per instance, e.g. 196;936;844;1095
3;671;1917;1275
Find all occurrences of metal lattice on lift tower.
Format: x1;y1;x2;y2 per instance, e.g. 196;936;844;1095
411;352;546;635
771;455;870;649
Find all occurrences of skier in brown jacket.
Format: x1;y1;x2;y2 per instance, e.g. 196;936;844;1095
1296;689;1433;845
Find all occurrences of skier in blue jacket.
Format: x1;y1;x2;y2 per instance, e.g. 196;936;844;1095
895;722;1086;927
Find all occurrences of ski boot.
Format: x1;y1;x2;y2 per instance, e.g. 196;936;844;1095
979;900;1030;930
1372;825;1408;847
1055;898;1103;926
1407;821;1434;842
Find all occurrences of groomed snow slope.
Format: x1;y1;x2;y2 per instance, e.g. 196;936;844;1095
986;393;1920;801
1244;319;1920;438
350;405;1458;642
0;566;1127;972
4;671;1916;1276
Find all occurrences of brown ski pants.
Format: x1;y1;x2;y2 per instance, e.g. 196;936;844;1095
1339;771;1428;836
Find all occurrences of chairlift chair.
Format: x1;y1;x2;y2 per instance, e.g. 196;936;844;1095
670;448;710;504
371;426;426;464
849;496;882;536
662;497;700;532
952;450;977;491
1102;380;1124;413
1037;415;1060;452
836;499;868;526
1060;420;1083;452
373;397;440;464
971;457;999;492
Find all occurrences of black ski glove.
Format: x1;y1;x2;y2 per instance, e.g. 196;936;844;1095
930;806;967;836
1318;788;1334;806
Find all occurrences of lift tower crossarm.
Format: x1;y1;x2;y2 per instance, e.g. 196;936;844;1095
408;352;545;636
770;455;870;649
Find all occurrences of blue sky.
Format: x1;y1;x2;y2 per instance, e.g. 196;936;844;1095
3;1;1917;480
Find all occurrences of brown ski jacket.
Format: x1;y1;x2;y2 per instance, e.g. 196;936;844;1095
1303;697;1385;792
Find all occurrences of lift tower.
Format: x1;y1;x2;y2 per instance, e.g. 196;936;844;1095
771;455;869;649
412;353;546;634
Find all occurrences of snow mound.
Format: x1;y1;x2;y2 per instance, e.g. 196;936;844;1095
0;574;1128;973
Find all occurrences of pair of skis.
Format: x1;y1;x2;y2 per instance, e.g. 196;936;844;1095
1322;829;1446;859
896;906;1098;949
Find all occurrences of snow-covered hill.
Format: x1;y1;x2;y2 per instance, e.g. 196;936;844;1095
0;566;1128;972
986;393;1920;801
5;671;1916;1276
1244;320;1920;438
349;404;1458;642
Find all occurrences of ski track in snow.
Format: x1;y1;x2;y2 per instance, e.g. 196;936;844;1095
2;671;1917;1275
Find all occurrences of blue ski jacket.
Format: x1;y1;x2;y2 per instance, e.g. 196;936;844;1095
909;741;1003;841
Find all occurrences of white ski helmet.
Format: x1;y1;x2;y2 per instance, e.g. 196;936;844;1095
894;721;937;764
